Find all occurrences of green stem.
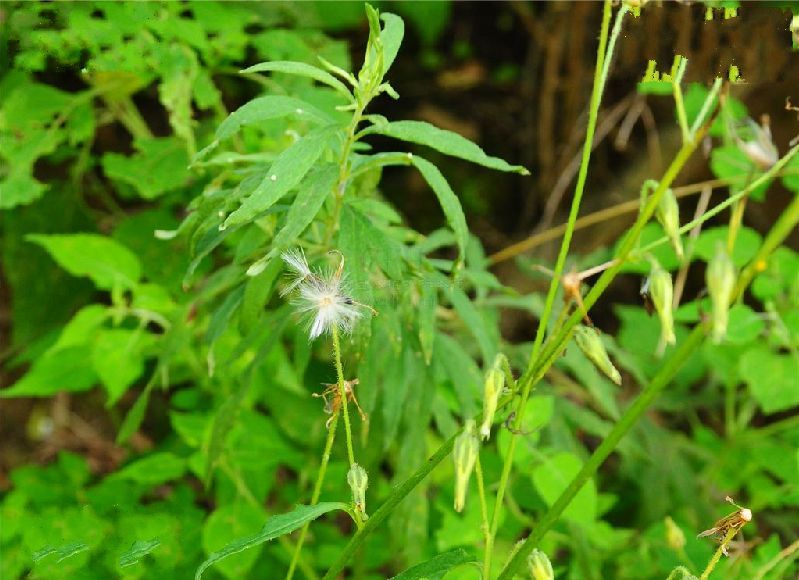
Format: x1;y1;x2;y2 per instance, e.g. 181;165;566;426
475;456;493;578
496;183;799;580
699;527;738;580
286;412;340;580
489;0;619;559
332;327;357;468
672;56;691;143
323;430;460;580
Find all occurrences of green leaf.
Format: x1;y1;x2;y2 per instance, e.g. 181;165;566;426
223;126;335;228
380;13;405;76
112;452;187;486
50;304;109;351
693;226;762;267
391;548;475;580
32;542;90;564
27;233;141;290
240;61;352;98
118;539;161;568
531;452;597;525
202;504;264;580
102;137;190;199
212;96;332;145
411;156;468;261
1;346;96;397
117;380;155;444
435;333;481;417
340;202;403;281
270;163;338;250
91;329;145;405
418;281;437;364
0;171;47;209
371;120;529;174
449;285;497;364
709;146;770;201
739;346;799;414
206;285;245;345
724;304;765;344
194;503;348;579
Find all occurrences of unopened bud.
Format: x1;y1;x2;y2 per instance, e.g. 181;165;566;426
347;463;369;518
480;355;506;440
574;325;622;385
527;549;554;580
656;188;684;260
706;242;736;343
665;516;686;551
649;260;676;345
453;420;479;512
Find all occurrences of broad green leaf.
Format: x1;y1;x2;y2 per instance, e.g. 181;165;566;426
709;145;770;200
740;346;799;414
214;96;332;142
532;452;597;525
693;226;762;267
270;163;338;250
0;171;47;209
340;202;403;280
435;333;481;417
102;137;191;199
412;156;468;261
391;548;475;580
449;285;497;364
781;154;799;193
1;346;96;398
27;233;141;290
725;304;765;344
91;329;145;405
195;503;348;579
380;13;405;76
118;539;161;568
372;120;529;174
223;126;335;228
240;61;352;98
112;452;187;486
155;43;198;150
498;396;554;466
50;304;108;351
202;504;264;579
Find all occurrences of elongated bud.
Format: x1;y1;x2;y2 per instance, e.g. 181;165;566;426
480;355;506;440
706;242;736;343
649;260;676;345
656;188;684;260
527;549;554;580
453;420;479;512
347;463;369;518
665;516;686;551
574;325;622;385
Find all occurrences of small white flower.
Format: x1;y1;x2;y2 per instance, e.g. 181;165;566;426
280;249;373;340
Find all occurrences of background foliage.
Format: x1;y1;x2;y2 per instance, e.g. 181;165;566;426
1;2;798;579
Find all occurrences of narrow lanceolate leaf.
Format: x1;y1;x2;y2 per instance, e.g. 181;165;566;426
270;164;338;250
391;548;475;580
119;539;161;567
411;156;469;260
194;503;348;580
214;96;332;142
380;13;405;77
27;233;141;290
240;61;353;99
370;120;530;174
223;126;335;229
449;285;497;364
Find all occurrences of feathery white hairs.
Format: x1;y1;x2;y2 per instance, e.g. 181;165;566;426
280;249;374;340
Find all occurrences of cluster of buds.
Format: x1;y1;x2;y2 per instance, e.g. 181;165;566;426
574;325;622;385
706;242;736;343
648;259;676;345
347;463;369;520
480;354;507;440
453;420;479;512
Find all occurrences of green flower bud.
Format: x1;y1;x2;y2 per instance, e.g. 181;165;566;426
706;242;736;344
649;260;676;345
527;549;554;580
574;325;622;385
347;463;369;518
656;188;684;260
480;355;506;440
453;420;479;512
665;516;686;551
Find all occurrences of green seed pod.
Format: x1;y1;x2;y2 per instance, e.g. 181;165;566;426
706;242;736;344
527;549;554;580
574;325;622;385
649;260;676;345
453;420;479;513
347;463;369;518
656;188;684;260
480;355;506;440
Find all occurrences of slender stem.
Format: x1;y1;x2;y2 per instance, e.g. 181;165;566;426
286;412;340;580
690;77;723;136
753;538;799;580
332;327;356;468
699;527;738;580
475;456;493;578
489;1;618;561
672;56;691;143
496;179;799;580
323;430;460;580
